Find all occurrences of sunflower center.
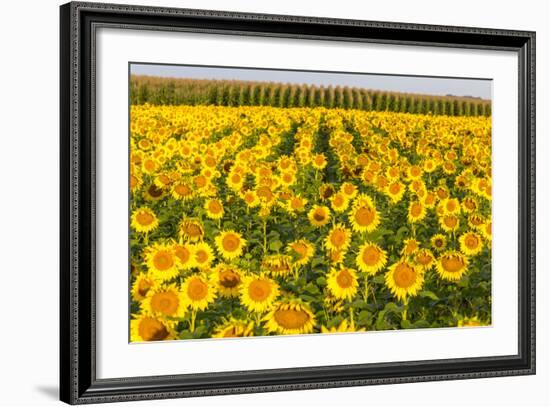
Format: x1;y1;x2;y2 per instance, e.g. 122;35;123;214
187;278;208;301
416;252;432;265
147;184;164;198
361;246;380;266
219;270;240;288
174;183;192;196
313;210;326;222
194;175;207;188
174;246;190;264
290;198;303;210
151;291;179;315
446;201;457;212
389;183;401;194
330;229;347;247
136;211;154;226
441;256;465;273
185;224;202;238
273;308;310;329
332;194;345;207
231;173;242;184
248;279;271;302
336;269;354;288
257;186;274;202
465;235;480;249
195;249;209;264
355;207;375;226
137;279;152;297
138;317;169;341
208;200;223;214
410;203;423;217
343;184;355;195
444;216;458;228
153;252;174;271
393;263;417;288
222;234;240;252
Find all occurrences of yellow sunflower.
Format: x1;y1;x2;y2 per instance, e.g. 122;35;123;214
414;249;435;271
286;195;308;214
431;233;447;252
180;274;217;311
386;181;406;203
407;201;426;223
211;264;243;298
141;284;187;318
192;242;215;269
171;181;194;201
131;207;159;233
385;260;424;301
212;318;254;338
204;198;224;220
262;254;294;277
330;192;350;212
340;182;358;199
240;275;279;313
264;300;316;335
131;272;156;301
145;243;180;282
308;205;331;227
457;316;484;327
459;231;484;256
178;218;204;242
172;242;196;270
215;230;246;260
242;190;260;208
440;197;461;215
401;238;420;256
349;202;380;233
321;319;365;333
325;223;352;252
327;267;359;301
356;242;387;274
130;314;176;342
287;239;315;266
439;214;460;232
436;251;469;281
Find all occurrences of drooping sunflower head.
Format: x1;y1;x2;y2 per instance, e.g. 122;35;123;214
180;274;217;311
240;275;279;313
215;230;246;260
145;243;180;282
308;205;331;227
178;218;205;243
262;254;294;277
264;299;316;335
131;207;159;233
321;319;366;334
436;251;469;281
459;231;484;256
211;264;243;298
325;223;352;252
130;313;176;342
141;284;187;318
356;241;387;274
212;318;255;338
131;272;156;301
287;239;315;267
385;260;424;301
327;267;359;301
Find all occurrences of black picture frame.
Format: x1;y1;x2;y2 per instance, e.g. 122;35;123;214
60;1;536;404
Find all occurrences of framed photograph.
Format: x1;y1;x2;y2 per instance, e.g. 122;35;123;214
60;1;536;404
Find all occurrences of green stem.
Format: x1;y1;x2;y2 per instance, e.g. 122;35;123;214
190;309;197;333
402;298;409;322
263;219;267;254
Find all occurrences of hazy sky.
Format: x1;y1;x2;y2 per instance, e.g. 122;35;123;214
131;63;492;100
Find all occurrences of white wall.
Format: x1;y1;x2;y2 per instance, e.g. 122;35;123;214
0;0;545;406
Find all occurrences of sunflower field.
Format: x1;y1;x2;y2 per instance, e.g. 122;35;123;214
129;103;492;342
